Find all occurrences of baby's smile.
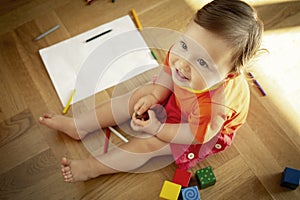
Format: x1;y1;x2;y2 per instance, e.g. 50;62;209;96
175;68;190;81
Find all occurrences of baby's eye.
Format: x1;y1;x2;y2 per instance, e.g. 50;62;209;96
197;58;209;68
179;41;188;50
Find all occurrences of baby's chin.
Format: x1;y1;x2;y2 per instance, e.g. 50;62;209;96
173;78;208;92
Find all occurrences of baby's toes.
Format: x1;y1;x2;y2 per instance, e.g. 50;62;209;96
64;175;73;183
43;113;55;119
61;166;71;173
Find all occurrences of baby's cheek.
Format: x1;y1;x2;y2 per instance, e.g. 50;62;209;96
168;54;177;67
190;72;207;90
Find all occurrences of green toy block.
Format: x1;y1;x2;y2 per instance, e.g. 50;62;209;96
159;180;181;200
196;166;216;189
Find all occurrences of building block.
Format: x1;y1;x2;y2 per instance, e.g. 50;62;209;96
181;186;201;200
172;168;192;187
280;167;300;190
196;166;216;189
159;180;181;200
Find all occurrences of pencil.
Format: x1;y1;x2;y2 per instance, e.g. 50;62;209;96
131;9;143;30
108;126;129;143
253;79;267;96
62;89;76;114
34;24;60;41
151;50;158;60
85;29;112;43
247;72;267;96
103;128;111;154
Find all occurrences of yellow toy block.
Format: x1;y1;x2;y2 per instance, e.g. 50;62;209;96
159;180;182;200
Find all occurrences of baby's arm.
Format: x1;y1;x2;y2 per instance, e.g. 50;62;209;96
132;109;225;144
156;123;198;144
134;69;173;115
131;113;198;144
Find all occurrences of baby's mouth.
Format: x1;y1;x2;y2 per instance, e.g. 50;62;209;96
176;69;190;80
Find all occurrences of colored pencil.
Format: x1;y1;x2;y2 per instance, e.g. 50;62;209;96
253;79;267;96
131;9;143;30
103;128;111;154
108;126;129;143
62;89;76;114
248;72;267;96
151;50;158;60
34;24;60;41
85;29;112;43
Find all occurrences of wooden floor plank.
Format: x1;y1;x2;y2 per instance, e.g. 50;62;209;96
0;110;49;175
200;155;273;200
0;109;34;148
235;123;300;200
55;0;166;37
255;1;300;31
0;149;59;200
13;18;65;115
0;33;28;121
0;0;300;199
247;90;300;168
0;0;71;35
81;172;165;200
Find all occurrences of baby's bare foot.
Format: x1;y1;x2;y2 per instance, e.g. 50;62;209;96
39;113;81;140
61;157;102;182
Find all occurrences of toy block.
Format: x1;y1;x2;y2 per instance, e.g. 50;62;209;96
280;167;300;190
160;180;181;200
181;186;201;200
196;166;216;189
172;168;192;187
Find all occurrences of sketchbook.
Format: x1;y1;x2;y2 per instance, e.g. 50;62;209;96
39;15;158;107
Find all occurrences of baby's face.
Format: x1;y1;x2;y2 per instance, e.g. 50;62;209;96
169;21;233;91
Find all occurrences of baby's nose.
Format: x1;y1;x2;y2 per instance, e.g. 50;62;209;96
177;59;190;72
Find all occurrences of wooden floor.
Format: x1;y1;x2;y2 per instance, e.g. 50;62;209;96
0;0;300;199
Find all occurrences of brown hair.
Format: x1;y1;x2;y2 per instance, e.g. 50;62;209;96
194;0;264;73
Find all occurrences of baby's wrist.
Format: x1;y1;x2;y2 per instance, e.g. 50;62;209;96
148;93;160;104
155;123;164;136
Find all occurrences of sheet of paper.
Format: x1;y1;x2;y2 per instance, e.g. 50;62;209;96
39;15;158;107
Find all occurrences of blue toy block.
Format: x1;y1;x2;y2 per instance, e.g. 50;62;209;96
280;167;300;190
196;166;216;189
181;186;201;200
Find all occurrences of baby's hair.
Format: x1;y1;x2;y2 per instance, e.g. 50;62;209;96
194;0;264;73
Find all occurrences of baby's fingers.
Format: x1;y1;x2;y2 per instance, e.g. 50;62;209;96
130;117;149;131
130;120;141;131
133;100;143;114
134;101;149;116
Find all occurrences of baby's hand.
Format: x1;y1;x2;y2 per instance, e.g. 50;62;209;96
134;94;158;116
131;110;162;135
135;112;149;121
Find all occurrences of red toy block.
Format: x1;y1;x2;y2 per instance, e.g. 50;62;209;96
172;168;192;187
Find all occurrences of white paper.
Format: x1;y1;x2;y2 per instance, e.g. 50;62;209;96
39;15;158;106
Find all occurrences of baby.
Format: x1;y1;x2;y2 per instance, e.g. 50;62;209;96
39;0;263;182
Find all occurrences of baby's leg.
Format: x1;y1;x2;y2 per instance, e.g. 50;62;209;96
93;84;161;128
38;99;115;140
73;84;158;137
39;113;81;140
61;135;172;182
38;94;123;140
39;84;157;140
